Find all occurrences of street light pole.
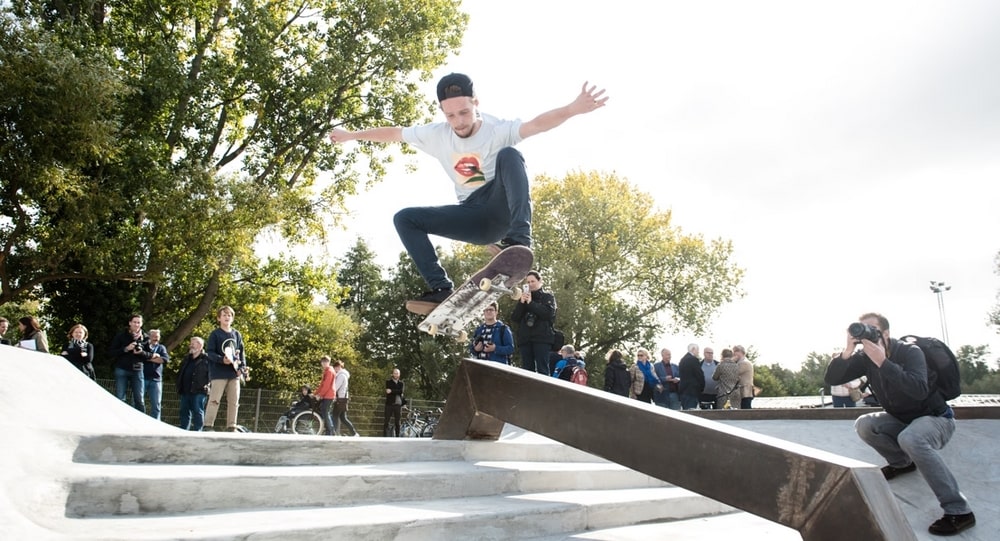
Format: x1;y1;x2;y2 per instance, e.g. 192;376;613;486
929;280;951;344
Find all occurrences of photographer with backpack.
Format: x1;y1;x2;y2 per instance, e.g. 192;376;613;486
825;312;974;536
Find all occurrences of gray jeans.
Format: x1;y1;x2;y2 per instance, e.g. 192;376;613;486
855;411;971;514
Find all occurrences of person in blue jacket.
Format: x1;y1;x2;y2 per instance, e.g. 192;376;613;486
470;302;514;364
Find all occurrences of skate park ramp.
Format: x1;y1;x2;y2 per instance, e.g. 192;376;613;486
1;345;997;540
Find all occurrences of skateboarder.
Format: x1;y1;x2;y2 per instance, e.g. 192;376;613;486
328;73;608;306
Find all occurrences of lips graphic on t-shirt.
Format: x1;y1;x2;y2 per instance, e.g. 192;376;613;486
454;156;486;185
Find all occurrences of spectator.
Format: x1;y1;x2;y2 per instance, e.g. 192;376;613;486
713;348;741;409
176;337;210;431
700;347;719;409
204;306;248;431
315;355;336;436
734;345;754;409
628;348;658;403
384;368;405;437
0;317;11;345
108;314;149;411
332;360;359;437
552;345;577;377
830;376;865;408
677;343;704;410
825;312;975;536
603;349;630;397
59;324;96;380
17;316;49;353
143;329;169;420
653;348;681;410
470;302;514;364
510;271;557;374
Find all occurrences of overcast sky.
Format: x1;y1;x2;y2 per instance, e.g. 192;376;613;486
304;1;1000;368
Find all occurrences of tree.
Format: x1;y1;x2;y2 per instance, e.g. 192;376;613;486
531;171;744;355
1;1;467;359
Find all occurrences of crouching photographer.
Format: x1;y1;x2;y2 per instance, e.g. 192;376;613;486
824;312;974;536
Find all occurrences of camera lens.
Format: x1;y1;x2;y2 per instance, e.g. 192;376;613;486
847;322;866;338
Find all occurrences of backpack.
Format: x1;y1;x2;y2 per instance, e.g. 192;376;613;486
558;362;588;386
899;335;962;400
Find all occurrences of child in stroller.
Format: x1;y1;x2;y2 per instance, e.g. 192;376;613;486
274;385;323;434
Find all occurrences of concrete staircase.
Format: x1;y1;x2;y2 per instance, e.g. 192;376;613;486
19;425;758;540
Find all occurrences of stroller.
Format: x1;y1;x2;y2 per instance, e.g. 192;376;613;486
274;386;324;434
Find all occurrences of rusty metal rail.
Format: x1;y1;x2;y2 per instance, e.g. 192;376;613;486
435;359;915;541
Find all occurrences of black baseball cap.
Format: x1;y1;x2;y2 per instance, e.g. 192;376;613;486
436;73;475;102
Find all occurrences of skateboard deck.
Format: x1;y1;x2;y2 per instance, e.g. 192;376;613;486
407;246;533;340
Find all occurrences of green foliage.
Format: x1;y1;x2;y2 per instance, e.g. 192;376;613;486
531;171;745;356
1;1;465;390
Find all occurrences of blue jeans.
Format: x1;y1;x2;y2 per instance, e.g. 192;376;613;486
144;379;163;419
519;342;552;375
855;411;971;514
655;391;681;410
320;398;335;436
179;394;208;430
114;367;145;411
680;393;701;410
832;395;856;408
394;147;531;290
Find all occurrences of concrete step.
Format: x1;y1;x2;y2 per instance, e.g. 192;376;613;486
63;460;668;517
45;487;734;541
72;433;600;466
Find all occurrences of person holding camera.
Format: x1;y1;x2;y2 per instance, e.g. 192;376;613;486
470;302;514;365
60;323;96;381
825;312;974;536
510;270;557;374
108;314;151;411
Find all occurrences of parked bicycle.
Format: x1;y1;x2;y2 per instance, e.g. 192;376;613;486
274;386;325;435
398;406;442;438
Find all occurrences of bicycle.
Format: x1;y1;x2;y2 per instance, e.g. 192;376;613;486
274;389;326;435
398;406;442;438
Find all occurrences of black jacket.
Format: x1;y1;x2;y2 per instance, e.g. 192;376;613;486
604;359;631;396
678;352;705;397
510;289;557;345
825;338;946;424
385;378;405;406
109;330;151;371
176;351;211;395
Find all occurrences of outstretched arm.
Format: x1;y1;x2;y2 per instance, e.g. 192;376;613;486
519;82;608;139
328;126;405;144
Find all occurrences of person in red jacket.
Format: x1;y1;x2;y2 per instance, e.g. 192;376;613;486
315;355;336;436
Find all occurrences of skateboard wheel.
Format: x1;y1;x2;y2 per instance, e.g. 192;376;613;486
510;287;522;300
479;278;493;291
456;331;468;343
427;324;438;336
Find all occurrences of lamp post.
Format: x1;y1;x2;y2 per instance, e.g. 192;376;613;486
929;280;951;344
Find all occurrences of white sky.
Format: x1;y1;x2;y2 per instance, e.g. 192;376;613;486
298;0;1000;368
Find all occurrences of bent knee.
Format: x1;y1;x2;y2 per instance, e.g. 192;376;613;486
496;146;523;163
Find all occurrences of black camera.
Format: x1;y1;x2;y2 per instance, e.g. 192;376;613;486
848;322;881;343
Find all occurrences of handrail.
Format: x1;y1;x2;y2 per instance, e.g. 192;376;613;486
434;359;915;541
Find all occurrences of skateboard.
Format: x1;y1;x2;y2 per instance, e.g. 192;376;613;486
407;246;533;340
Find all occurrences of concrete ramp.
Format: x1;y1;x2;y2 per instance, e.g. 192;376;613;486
1;346;996;540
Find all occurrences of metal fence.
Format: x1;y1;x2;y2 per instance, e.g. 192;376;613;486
96;378;446;435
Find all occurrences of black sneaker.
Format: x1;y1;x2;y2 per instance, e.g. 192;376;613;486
485;238;526;256
928;512;975;536
880;462;917;480
414;287;453;304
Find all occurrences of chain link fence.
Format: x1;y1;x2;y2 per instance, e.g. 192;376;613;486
95;378;446;435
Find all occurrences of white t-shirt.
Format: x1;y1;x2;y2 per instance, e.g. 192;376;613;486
402;113;523;202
